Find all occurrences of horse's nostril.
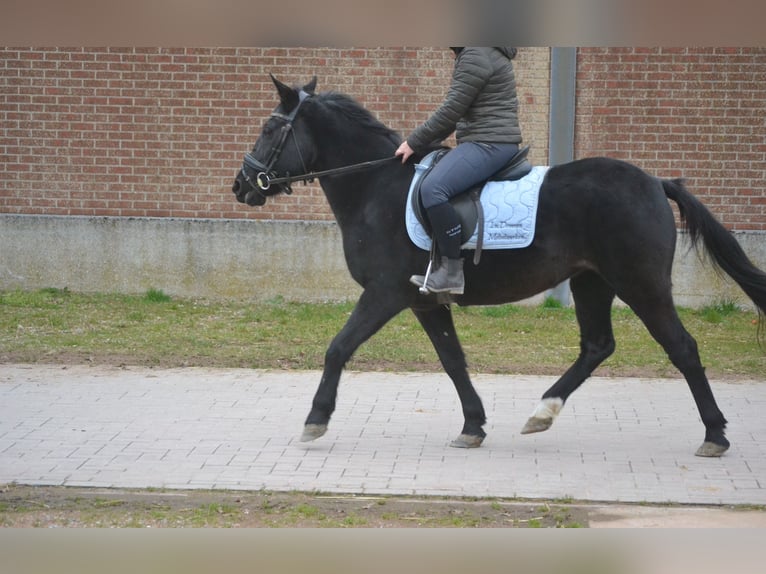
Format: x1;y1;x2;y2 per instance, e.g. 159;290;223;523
232;180;241;194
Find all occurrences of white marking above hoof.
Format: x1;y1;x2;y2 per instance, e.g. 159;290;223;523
521;398;564;435
530;397;563;420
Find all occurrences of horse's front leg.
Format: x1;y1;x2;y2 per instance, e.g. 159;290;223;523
411;305;487;448
301;288;407;442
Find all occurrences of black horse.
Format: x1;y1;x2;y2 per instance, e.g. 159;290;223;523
232;76;766;457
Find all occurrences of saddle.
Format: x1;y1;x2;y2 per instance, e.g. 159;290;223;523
410;146;533;264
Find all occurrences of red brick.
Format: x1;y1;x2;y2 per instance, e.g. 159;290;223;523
576;47;766;231
1;47;763;231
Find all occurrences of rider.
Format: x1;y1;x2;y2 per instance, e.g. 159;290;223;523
396;47;523;294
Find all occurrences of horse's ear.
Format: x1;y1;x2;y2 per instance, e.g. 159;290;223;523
270;73;299;109
302;76;317;95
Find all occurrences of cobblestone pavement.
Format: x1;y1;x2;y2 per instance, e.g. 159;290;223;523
1;364;764;505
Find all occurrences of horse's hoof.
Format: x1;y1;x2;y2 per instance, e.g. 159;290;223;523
450;434;484;448
522;398;562;434
300;424;328;442
520;417;553;435
695;441;729;457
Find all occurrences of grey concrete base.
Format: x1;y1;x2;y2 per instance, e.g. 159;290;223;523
0;215;360;302
1;214;765;307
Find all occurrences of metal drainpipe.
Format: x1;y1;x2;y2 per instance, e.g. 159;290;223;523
546;47;577;306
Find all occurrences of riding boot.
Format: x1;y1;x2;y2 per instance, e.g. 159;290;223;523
411;255;465;294
410;203;465;295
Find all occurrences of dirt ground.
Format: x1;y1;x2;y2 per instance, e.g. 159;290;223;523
1;484;590;528
4;484;765;528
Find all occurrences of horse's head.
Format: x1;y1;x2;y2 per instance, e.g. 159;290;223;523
232;75;318;206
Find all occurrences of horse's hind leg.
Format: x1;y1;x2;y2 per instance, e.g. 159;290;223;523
622;291;729;457
522;271;617;434
412;305;487;448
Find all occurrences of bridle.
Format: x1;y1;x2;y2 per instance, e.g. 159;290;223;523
240;89;313;197
240;90;398;199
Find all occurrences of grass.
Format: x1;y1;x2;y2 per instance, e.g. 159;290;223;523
699;298;740;324
0;288;764;379
143;287;172;303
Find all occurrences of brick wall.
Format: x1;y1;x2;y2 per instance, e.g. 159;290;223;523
1;47;549;222
576;47;766;232
3;47;764;231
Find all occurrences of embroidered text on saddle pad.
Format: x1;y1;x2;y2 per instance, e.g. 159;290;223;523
405;156;549;252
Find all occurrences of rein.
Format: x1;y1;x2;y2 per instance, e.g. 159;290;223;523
244;153;399;191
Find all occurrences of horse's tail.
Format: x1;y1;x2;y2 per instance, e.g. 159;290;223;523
662;178;766;315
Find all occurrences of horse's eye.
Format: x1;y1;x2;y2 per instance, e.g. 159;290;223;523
260;119;279;137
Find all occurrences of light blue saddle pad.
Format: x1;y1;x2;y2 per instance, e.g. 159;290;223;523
405;150;549;252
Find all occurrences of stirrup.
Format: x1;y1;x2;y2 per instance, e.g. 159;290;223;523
410;259;433;294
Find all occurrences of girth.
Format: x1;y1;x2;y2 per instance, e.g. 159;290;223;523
410;145;532;264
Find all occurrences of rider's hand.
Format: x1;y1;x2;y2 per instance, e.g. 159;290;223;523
395;141;415;164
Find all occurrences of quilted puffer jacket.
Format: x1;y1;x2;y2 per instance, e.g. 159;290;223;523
406;47;522;151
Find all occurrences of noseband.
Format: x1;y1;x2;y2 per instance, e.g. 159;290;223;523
240;89;313;196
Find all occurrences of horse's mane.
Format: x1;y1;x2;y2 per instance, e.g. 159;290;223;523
315;91;402;146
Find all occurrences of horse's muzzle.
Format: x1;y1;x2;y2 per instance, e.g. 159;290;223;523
232;175;266;206
244;189;266;206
